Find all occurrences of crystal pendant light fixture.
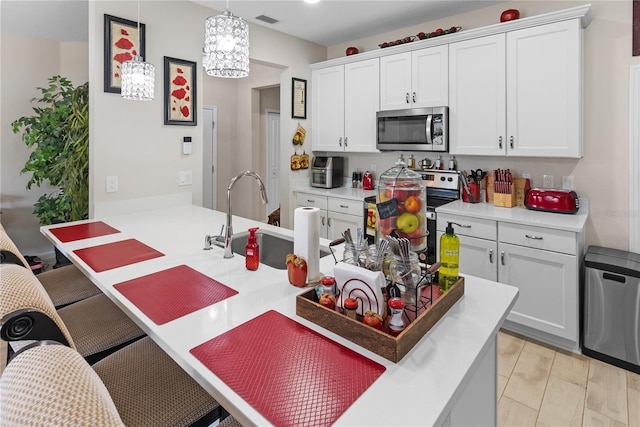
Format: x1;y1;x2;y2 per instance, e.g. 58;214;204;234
121;1;155;100
203;0;249;78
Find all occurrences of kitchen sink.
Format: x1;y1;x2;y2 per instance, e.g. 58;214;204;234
230;229;330;270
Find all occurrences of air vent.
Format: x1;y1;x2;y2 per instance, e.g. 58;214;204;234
255;15;279;24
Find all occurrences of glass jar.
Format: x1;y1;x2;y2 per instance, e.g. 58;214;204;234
389;252;423;305
376;157;427;252
343;242;368;267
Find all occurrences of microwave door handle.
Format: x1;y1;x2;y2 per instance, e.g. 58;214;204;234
426;114;433;145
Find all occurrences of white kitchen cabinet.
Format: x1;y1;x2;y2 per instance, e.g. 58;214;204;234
379;45;448;111
449;19;583;158
437;212;581;350
311;59;379;153
295;192;363;240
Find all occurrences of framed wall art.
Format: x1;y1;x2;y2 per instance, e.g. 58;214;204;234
164;56;197;126
634;0;639;56
292;77;307;119
104;14;146;94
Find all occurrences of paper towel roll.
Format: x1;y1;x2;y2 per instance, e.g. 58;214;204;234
294;207;321;284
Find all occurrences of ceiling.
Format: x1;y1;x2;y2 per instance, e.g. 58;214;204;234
1;0;504;46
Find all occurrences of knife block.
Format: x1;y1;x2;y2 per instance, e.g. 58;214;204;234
493;186;515;208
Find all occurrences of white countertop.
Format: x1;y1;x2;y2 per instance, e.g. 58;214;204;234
294;185;377;201
436;199;589;232
41;205;518;426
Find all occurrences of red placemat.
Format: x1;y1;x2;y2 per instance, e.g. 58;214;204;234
114;265;238;325
190;310;385;427
49;221;120;242
73;239;164;272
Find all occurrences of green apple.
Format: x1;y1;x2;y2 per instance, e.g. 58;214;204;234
396;212;419;234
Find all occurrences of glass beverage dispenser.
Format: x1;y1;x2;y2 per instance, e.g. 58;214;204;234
376;157;427;252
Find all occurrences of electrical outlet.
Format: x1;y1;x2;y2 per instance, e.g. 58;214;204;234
522;173;531;180
178;171;192;186
562;175;574;190
106;176;118;193
543;174;554;188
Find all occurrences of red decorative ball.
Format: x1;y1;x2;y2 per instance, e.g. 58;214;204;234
346;46;359;56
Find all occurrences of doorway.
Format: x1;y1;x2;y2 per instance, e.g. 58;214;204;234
203;106;218;210
266;110;280;217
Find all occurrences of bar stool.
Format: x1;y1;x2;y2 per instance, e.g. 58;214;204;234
0;229;101;307
0;264;220;427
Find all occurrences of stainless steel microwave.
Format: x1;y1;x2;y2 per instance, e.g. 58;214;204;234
376;107;448;152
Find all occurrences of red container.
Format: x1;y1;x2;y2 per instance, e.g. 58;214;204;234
462;182;480;203
362;171;374;190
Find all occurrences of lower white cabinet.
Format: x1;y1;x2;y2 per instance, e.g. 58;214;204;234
437;212;581;350
295;192;362;241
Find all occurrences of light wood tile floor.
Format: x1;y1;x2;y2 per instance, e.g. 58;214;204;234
498;330;640;427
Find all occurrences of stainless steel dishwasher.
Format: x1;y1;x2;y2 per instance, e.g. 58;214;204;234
582;246;640;374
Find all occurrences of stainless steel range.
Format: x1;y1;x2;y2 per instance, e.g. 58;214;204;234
420;170;460;265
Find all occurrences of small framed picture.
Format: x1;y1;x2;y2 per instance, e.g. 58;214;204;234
292;77;307;119
104;14;145;94
164;56;197;126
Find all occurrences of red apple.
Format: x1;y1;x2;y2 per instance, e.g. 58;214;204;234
363;310;383;330
319;293;336;310
500;9;520;22
346;46;359;56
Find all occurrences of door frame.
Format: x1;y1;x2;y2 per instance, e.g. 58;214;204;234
265;109;280;217
203;106;218;210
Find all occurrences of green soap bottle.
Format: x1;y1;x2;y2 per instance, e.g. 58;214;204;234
439;222;459;292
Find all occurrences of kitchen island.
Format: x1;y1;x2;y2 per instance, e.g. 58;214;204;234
42;202;518;426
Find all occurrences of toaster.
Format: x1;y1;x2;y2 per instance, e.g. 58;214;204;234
524;188;579;214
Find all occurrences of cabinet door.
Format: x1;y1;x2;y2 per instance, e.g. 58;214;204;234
449;34;506;156
328;212;362;242
499;242;578;341
344;59;380;153
311;65;345;152
379;52;412;111
437;232;498;281
412;45;448;108
506;20;582;158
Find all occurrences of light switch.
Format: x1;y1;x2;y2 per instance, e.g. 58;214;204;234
178;171;192;186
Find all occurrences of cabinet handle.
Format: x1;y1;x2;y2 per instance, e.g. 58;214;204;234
510;136;514;149
339;204;349;208
412;92;416;103
406;93;410;103
525;234;543;240
458;223;472;228
501;251;505;266
498;136;503;149
327;218;331;227
344;137;348;147
307;199;315;203
489;249;493;263
321;217;325;226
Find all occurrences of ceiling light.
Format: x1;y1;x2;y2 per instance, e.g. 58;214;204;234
203;0;249;78
304;0;320;4
121;1;155;100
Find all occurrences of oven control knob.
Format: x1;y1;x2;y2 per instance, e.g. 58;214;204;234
440;176;446;181
447;177;453;182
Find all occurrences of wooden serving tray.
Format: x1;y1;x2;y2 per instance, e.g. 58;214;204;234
296;277;464;363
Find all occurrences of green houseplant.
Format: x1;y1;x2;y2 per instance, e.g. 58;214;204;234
11;75;89;225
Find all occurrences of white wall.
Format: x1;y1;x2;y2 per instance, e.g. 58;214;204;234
0;32;88;257
89;1;326;230
326;1;640;251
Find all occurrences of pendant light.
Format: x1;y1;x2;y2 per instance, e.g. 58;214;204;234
121;1;155;100
203;0;249;78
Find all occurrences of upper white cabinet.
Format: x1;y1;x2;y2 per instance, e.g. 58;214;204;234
311;58;379;153
380;46;449;111
449;19;583;158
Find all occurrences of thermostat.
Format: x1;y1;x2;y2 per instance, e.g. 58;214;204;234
182;136;192;155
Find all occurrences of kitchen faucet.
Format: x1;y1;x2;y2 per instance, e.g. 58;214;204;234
205;171;269;258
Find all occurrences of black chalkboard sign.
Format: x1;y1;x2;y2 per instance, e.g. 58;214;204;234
376;199;399;219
